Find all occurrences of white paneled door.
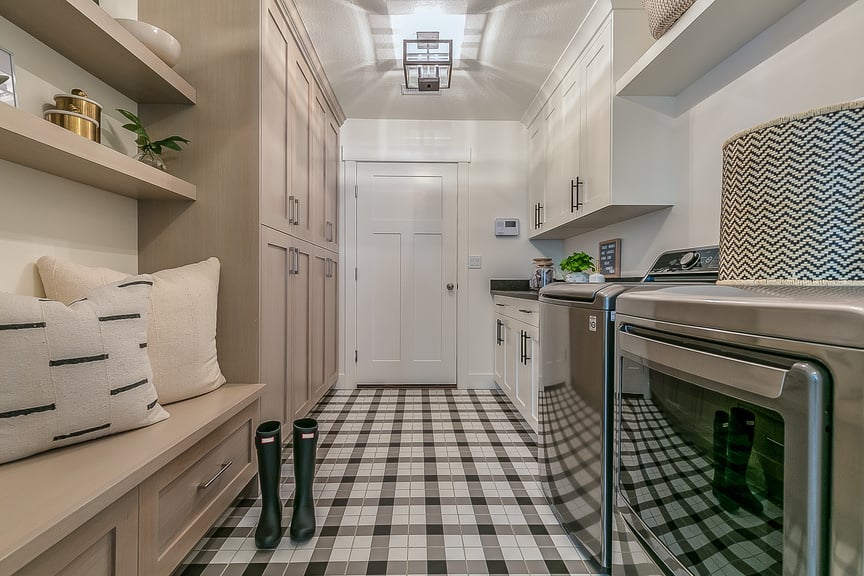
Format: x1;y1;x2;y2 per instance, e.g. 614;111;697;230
356;163;458;385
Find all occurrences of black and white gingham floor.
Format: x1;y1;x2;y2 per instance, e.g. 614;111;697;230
173;389;661;576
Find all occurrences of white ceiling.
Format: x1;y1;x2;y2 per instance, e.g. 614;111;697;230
293;0;593;121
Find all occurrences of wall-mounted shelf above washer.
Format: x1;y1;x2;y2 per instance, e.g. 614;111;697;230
0;0;196;104
0;104;196;201
616;0;804;97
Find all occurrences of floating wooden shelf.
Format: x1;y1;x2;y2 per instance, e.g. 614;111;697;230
0;0;196;104
0;104;196;201
616;0;804;97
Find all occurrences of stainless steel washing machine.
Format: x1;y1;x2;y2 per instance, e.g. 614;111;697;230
538;246;719;573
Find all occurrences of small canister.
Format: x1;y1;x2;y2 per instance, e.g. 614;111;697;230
52;89;102;142
44;109;100;142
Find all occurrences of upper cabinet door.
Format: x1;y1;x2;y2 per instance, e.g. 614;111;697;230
560;64;583;219
324;116;340;253
527;117;546;237
260;3;292;233
310;90;327;247
289;36;314;243
580;20;612;217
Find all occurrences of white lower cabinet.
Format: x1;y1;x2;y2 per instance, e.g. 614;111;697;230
493;296;540;431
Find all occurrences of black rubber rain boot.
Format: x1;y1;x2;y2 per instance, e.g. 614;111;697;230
726;407;763;514
254;421;284;549
290;418;319;541
711;410;739;512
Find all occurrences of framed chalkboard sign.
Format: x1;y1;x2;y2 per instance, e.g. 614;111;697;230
598;238;621;278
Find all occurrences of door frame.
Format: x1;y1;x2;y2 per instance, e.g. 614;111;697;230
340;146;471;389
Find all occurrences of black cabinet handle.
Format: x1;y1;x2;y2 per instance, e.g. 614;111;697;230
571;178;583;213
496;319;503;345
518;309;533;314
523;332;532;363
520;330;526;364
538;203;544;227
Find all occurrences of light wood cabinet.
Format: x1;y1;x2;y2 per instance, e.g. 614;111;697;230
137;0;343;426
527;5;675;239
16;489;138;576
492;296;540;431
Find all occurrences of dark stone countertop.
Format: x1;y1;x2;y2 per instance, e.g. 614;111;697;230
490;289;540;301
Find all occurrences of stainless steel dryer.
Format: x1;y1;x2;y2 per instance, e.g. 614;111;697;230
615;284;864;576
538;246;719;573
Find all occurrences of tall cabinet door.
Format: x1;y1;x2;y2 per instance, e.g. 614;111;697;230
260;2;292;233
324;117;340;253
580;19;612;217
260;227;291;425
323;252;339;389
528;119;546;237
290;238;314;419
310;250;327;403
560;64;583;220
310;90;327;247
289;37;314;243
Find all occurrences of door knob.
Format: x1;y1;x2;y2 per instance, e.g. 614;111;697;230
446;283;454;291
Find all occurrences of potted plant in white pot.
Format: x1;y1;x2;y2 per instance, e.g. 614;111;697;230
560;251;596;283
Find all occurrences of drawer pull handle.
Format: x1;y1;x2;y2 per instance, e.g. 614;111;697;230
199;461;233;490
495;303;505;307
518;309;534;314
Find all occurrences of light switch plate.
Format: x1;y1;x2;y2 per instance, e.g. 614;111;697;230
468;255;482;269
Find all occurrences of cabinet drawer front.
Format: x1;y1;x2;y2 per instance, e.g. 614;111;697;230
139;403;257;575
493;297;539;326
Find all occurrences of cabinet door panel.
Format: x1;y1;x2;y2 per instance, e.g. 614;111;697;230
324;253;339;389
494;314;506;389
544;91;565;229
290;39;313;242
310;251;327;402
581;21;612;216
17;489;138;576
311;91;327;247
291;240;313;418
324;118;340;252
260;227;291;425
560;65;583;221
528;120;545;237
260;4;291;233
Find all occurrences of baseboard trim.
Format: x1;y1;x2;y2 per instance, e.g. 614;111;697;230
356;383;458;390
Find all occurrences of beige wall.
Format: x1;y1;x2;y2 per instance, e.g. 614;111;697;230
563;0;864;275
0;5;140;295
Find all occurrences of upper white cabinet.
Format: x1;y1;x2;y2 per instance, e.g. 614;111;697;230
528;3;675;239
616;0;805;97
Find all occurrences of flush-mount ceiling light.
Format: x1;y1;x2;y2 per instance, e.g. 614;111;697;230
403;32;452;92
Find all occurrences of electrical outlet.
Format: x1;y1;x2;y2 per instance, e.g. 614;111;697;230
468;255;482;269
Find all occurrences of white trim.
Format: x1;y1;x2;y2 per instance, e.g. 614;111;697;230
461;373;498;390
342;145;472;163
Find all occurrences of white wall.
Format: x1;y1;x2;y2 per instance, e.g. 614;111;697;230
340;119;563;388
0;6;140;295
563;0;864;276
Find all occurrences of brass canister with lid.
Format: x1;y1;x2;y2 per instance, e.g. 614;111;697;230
46;89;102;142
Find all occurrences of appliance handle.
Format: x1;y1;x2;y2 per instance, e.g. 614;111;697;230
618;329;788;399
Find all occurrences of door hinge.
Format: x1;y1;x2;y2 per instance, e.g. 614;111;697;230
354;184;358;198
354;350;358;363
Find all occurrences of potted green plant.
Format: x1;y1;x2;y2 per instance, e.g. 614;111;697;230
560;251;596;283
117;109;189;172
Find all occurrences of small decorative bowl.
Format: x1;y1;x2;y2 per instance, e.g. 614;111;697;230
115;18;181;68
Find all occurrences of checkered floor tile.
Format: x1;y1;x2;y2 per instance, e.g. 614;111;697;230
172;389;659;576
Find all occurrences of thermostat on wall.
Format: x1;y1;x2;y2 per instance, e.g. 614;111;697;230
495;218;519;236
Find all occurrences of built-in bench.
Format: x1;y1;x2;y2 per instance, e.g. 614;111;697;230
0;383;264;576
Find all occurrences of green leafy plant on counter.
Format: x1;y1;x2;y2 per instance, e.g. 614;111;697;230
560;251;596;273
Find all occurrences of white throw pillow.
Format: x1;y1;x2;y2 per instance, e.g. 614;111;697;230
0;276;169;464
37;257;226;404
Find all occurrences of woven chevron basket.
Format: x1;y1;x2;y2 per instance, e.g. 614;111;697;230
641;0;696;39
719;100;864;285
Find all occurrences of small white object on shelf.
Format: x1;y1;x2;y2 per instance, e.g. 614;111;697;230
589;272;606;283
115;18;181;68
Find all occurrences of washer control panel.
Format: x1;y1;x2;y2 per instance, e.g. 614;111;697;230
645;246;720;277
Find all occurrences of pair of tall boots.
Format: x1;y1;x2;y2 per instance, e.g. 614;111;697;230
254;418;319;549
712;407;763;514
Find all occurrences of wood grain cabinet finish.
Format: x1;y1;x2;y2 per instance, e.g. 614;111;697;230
16;489;138;576
138;403;257;576
137;0;343;423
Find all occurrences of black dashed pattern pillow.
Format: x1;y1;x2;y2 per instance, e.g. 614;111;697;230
0;275;169;464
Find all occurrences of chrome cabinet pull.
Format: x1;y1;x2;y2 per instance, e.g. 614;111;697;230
288;195;295;224
198;461;233;490
326;221;334;242
294;199;301;225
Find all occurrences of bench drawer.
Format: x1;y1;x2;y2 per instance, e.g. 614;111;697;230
138;403;257;576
